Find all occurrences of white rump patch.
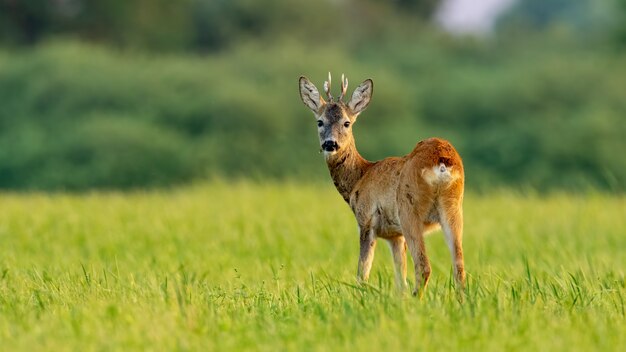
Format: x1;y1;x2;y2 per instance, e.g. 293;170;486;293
422;163;456;186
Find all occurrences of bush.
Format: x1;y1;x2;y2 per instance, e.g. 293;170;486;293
0;39;624;191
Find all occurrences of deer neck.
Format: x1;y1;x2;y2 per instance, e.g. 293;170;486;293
325;141;370;203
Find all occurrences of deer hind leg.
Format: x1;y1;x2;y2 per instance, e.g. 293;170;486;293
439;200;466;288
387;236;408;290
399;209;431;297
357;226;377;283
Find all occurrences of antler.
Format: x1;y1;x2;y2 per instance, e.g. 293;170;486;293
323;72;333;102
339;73;348;101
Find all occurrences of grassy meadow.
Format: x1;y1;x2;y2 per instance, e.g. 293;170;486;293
0;182;624;350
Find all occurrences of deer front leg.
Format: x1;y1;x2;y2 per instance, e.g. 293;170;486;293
357;226;377;283
387;236;408;291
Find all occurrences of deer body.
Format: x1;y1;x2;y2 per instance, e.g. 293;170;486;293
299;74;465;296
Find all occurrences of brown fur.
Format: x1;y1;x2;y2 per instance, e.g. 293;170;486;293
299;75;466;296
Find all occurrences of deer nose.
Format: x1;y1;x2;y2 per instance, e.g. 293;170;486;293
322;140;339;152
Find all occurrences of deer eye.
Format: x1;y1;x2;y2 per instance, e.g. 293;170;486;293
343;121;351;128
317;120;323;127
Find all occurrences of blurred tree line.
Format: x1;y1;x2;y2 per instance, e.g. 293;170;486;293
0;0;440;51
0;0;624;191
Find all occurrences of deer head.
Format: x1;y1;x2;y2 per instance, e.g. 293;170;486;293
299;73;373;156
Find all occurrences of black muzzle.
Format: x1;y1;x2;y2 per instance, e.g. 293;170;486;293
321;140;339;152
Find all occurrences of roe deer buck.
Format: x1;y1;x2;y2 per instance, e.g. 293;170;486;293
298;73;466;296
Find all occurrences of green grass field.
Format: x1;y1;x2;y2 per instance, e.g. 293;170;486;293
0;182;624;351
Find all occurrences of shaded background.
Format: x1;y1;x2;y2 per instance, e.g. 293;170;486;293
0;0;624;191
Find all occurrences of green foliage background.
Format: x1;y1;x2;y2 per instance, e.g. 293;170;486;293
0;0;624;191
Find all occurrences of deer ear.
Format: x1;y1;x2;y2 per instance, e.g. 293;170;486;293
348;79;373;116
299;76;325;113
